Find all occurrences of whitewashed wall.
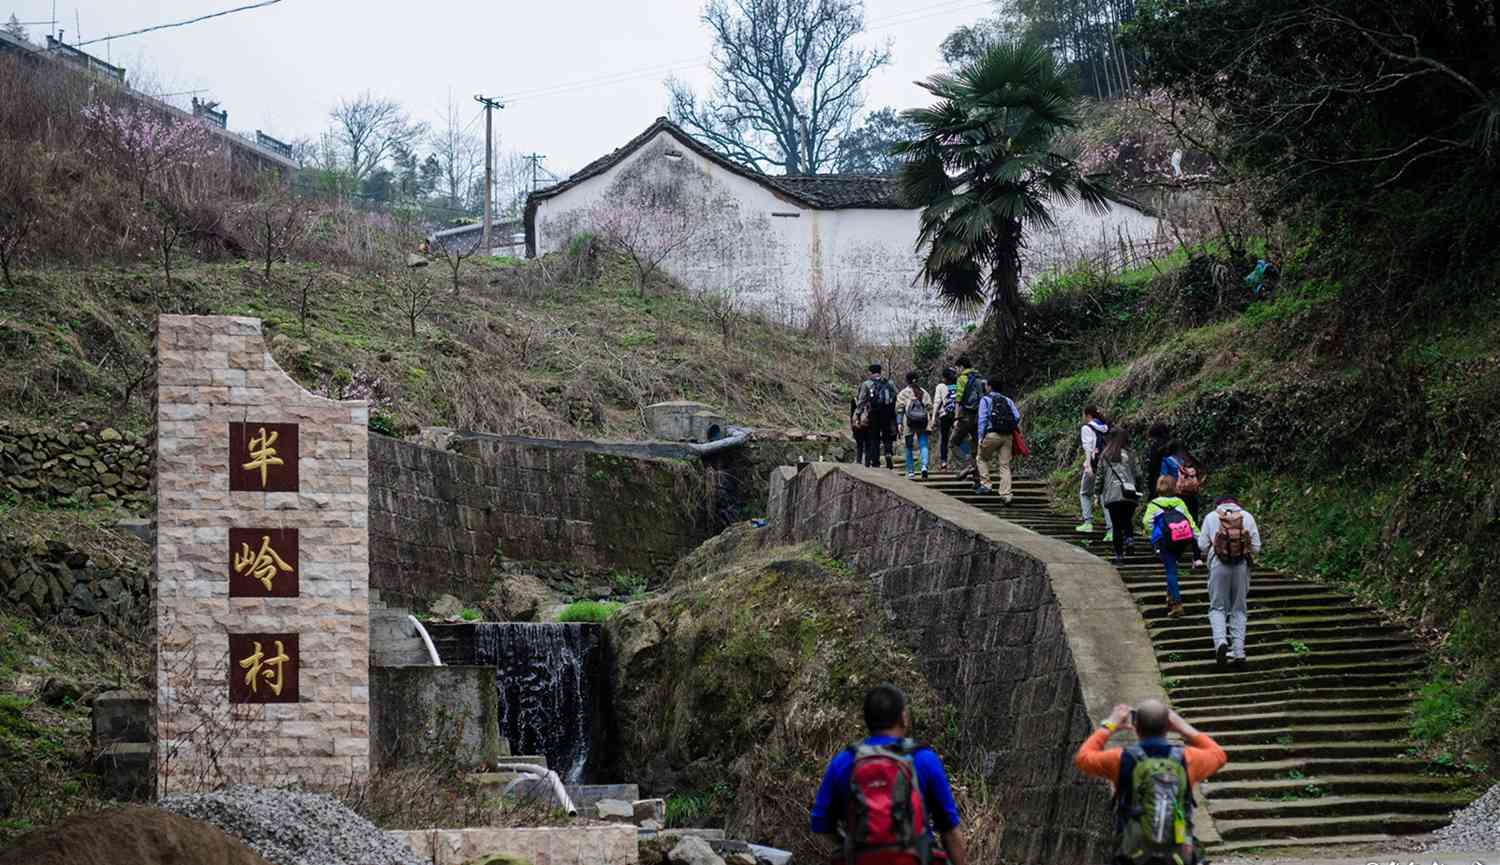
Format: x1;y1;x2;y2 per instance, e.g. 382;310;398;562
533;129;1160;343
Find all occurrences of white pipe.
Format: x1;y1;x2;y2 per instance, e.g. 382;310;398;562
492;762;577;816
501;771;540;798
407;615;443;666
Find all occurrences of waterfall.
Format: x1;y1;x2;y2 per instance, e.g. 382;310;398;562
473;622;601;784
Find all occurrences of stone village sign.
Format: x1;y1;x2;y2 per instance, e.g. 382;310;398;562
151;315;370;790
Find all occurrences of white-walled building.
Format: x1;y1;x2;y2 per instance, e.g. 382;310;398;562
525;118;1160;342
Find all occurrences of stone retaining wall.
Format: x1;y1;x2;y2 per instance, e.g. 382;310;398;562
369;436;503;607
0;421;152;512
765;463;1166;865
0;537;147;627
368;435;713;608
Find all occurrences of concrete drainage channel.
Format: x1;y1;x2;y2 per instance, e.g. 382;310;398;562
915;473;1475;856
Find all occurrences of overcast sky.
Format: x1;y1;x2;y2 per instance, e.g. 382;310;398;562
9;0;995;177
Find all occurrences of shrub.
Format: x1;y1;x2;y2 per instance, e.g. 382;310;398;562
557;601;621;623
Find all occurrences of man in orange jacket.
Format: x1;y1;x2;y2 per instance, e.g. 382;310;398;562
1075;699;1226;865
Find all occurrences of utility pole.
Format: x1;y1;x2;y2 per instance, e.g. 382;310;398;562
474;94;505;254
524;153;547;192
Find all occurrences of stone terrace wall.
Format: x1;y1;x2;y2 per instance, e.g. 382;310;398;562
152;315;369;791
765;463;1166;865
0;536;147;627
0;421;152;512
368;436;502;607
368;436;713;607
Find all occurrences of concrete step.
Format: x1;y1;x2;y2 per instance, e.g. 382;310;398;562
1207;722;1414;748
1210;756;1445;782
1210;792;1466;821
1155;635;1414;664
1172;689;1415;714
1213;811;1451;841
1208;832;1422;855
1158;646;1424;676
1205;772;1471;800
1208;741;1417;762
1191;708;1410;733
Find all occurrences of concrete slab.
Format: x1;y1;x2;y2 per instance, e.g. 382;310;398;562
395;825;638;865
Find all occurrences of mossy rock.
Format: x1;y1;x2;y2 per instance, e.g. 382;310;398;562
462;854;532;865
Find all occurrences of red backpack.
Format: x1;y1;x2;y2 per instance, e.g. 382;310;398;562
844;739;932;865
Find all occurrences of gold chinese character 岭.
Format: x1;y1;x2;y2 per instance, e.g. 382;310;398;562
233;534;293;592
238;640;291;697
241;427;285;488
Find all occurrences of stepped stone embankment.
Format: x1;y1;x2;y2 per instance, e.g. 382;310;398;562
916;473;1474;855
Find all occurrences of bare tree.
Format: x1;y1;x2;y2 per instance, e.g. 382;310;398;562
559;140;722;295
144;168;220;292
0;141;46;291
328;93;429;185
390;266;436;338
430;95;484;213
431;232;484;294
666;0;891;174
239;177;310;281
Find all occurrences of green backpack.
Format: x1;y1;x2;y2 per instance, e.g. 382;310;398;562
1116;745;1195;865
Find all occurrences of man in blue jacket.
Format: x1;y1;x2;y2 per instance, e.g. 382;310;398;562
975;378;1020;502
810;685;969;865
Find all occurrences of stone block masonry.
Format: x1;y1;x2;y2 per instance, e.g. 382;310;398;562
453;436;712;576
765;464;1167;865
151;315;370;793
0;420;152;511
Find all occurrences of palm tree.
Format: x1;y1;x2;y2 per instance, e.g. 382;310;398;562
896;42;1109;350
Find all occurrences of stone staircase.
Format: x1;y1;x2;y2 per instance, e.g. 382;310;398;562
914;472;1472;855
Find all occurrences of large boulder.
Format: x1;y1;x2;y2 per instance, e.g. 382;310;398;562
0;806;275;865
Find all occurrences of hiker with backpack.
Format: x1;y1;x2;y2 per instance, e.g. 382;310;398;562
1174;449;1207;570
810;684;968;865
1142;476;1198;618
1199;497;1263;668
853;364;898;470
1093;429;1143;565
974;378;1020;502
896;371;932;480
933;367;958;471
1146;423;1173;493
1078;407;1114;538
949;357;984;480
1075;699;1227;865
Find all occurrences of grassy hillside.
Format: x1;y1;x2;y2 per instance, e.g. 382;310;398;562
0;246;862;440
1007;249;1500;774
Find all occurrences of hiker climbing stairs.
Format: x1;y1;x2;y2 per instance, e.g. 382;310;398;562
913;473;1474;854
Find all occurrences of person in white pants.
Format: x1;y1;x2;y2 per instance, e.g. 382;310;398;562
1198;497;1263;668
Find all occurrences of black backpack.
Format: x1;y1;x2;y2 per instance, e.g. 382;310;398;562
959;374;986;413
987;395;1016;435
873;379;897;408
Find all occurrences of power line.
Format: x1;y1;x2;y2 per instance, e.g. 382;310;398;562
75;0;283;47
502;0;992;104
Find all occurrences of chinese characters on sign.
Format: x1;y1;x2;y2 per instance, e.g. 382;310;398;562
228;633;299;704
229;422;299;492
228;422;302;702
228;528;299;598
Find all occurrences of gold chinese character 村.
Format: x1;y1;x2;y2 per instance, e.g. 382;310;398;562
241;427;285;488
233;534;293;592
238;640;291;697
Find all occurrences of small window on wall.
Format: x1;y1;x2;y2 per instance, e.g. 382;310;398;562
664;149;684;160
771;212;801;218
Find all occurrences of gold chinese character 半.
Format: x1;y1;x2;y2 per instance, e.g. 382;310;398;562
238;640;291;697
241;427;285;488
233;534;293;592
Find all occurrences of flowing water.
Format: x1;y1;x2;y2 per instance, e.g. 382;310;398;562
473;622;601;783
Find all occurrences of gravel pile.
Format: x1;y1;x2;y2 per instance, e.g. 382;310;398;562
160;785;425;865
1428;782;1500;852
